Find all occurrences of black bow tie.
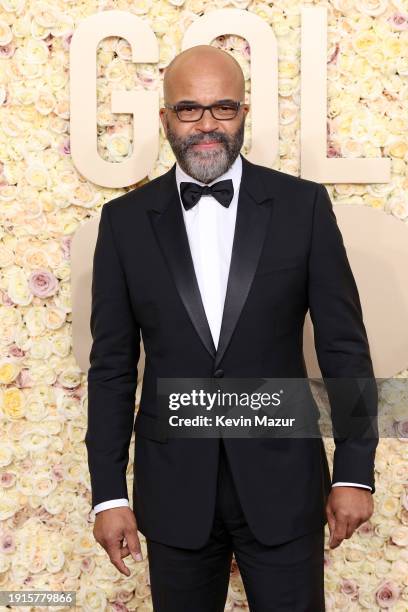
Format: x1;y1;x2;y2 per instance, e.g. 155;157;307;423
180;179;234;211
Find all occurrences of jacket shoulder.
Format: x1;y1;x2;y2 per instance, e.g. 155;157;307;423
249;159;321;196
101;170;167;218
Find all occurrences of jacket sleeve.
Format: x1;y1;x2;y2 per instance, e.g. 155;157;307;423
85;202;140;508
307;184;378;493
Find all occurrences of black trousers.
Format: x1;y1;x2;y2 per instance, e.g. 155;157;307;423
146;439;325;611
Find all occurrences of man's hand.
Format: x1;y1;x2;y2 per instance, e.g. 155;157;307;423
93;507;143;576
326;487;374;549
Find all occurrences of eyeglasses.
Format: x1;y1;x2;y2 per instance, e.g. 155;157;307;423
164;101;245;122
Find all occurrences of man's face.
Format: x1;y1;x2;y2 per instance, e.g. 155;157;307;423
159;65;249;183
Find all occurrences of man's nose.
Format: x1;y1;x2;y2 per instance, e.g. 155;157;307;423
195;108;220;131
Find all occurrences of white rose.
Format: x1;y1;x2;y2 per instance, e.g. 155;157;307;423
19;431;50;453
29;337;52;360
24;306;47;336
131;0;153;14
0;489;19;520
50;13;74;38
341;139;364;158
48;117;69;134
32;2;58;28
11;81;38;105
332;0;355;11
31;19;51;41
355;0;388;16
391;526;408;547
0;244;15;267
10;11;30;38
43;490;66;515
45;545;65;573
46;68;69;92
58;366;82;389
24;37;49;64
69;183;100;209
35;89;56;115
50;333;70;357
105;58;128;83
387;191;408;220
1;0;26;13
58;394;81;419
27;362;57;385
0;443;13;467
352;30;378;56
96;104;115;127
25;398;48;422
395;55;408;76
32;475;57;498
105;133;132;161
0;308;22;344
8;269;32;306
44;307;66;330
392;401;408;421
0;18;12;45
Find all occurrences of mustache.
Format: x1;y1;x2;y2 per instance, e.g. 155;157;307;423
188;135;226;146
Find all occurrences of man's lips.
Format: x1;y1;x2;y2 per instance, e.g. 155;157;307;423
192;141;222;149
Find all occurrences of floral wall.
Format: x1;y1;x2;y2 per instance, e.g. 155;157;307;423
0;0;407;610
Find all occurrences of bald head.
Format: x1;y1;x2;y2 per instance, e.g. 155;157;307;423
163;45;245;103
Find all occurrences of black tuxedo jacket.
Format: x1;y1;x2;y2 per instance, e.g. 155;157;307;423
86;153;378;549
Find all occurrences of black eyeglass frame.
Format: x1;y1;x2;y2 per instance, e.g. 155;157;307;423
163;101;245;122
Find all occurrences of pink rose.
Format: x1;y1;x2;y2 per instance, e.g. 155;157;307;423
58;138;70;156
62;34;72;52
0;42;15;59
327;144;341;158
61;236;71;259
328;43;340;64
357;520;374;536
1;288;14;305
15;369;32;388
111;603;129;612
52;464;64;481
9;344;25;358
341;578;359;600
394;419;408;439
81;557;94;572
375;581;400;608
0;533;15;554
389;13;408;31
28;268;58;298
0;472;15;487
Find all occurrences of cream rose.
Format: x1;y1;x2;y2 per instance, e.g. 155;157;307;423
0;360;20;384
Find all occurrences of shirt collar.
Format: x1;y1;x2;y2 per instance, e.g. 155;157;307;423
175;153;242;200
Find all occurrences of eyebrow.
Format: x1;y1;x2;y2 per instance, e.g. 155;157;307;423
175;98;238;105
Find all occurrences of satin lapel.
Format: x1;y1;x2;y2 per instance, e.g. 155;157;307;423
147;166;216;360
214;157;275;369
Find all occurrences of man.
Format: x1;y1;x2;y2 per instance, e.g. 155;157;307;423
86;45;377;610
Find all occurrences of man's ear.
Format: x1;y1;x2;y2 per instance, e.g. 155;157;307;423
159;109;168;137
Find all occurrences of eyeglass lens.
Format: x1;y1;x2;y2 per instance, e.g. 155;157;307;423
177;104;238;121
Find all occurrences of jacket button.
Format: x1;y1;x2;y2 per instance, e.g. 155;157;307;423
213;369;224;378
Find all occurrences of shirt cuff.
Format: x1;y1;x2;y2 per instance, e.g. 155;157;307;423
93;498;130;513
332;482;372;491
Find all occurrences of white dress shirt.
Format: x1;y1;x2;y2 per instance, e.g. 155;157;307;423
93;154;371;514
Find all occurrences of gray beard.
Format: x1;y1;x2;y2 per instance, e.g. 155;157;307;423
166;118;245;184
